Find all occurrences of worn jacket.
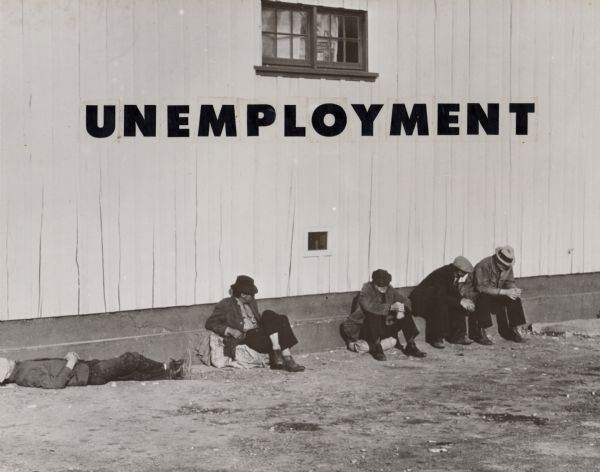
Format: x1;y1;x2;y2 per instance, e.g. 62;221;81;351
205;296;262;336
348;282;410;324
8;359;89;389
409;264;463;310
473;255;517;296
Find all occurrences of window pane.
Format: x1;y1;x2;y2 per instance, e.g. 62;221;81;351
293;11;307;34
276;35;291;58
316;38;331;62
262;33;276;57
332;40;344;62
262;8;275;32
331;15;343;37
317;13;330;36
345;16;359;38
292;37;306;59
277;10;291;33
346;41;359;62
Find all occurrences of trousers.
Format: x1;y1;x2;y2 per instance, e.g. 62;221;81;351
410;290;469;342
342;312;419;345
241;310;298;353
85;352;169;385
468;294;527;339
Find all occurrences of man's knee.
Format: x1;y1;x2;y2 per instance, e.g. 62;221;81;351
262;310;290;327
341;320;360;342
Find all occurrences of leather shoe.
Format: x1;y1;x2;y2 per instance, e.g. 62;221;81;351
404;342;427;358
283;355;305;372
270;349;285;370
446;336;473;345
168;358;186;379
429;340;445;349
471;335;493;345
371;342;387;361
508;328;524;343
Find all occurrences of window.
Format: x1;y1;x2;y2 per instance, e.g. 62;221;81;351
256;1;378;81
308;231;328;251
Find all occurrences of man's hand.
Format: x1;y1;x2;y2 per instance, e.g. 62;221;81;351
502;288;522;300
225;327;243;339
64;352;79;370
460;298;475;312
391;301;405;312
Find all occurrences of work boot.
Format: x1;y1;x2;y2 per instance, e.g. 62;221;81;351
168;359;186;379
429;338;445;349
282;355;305;372
471;329;493;345
371;342;387;361
404;341;427;358
446;335;473;345
269;349;285;370
507;327;524;343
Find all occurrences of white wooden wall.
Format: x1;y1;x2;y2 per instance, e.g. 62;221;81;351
1;0;599;320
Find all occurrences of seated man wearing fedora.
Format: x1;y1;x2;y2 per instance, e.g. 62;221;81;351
469;245;527;344
205;275;304;372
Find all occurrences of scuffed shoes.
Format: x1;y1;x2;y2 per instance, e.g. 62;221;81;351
167;358;186;379
270;349;285;370
446;336;473;345
507;327;525;343
370;342;387;361
282;355;305;372
404;342;427;358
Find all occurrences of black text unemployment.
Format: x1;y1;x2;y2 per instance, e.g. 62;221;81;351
86;103;535;138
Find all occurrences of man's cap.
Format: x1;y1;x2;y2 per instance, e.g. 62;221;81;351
371;269;392;287
452;256;474;273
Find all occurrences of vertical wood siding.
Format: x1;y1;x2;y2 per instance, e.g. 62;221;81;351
0;0;599;319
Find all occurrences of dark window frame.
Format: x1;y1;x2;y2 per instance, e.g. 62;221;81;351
256;1;378;82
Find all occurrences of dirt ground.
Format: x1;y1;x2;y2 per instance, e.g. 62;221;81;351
1;331;600;472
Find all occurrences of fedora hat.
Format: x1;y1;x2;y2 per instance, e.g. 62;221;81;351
494;245;515;268
231;275;258;295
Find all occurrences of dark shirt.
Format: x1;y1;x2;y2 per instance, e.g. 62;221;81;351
409;264;463;309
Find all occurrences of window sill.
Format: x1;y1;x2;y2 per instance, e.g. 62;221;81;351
255;65;378;82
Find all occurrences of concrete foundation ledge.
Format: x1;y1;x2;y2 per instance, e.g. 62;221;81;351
0;272;598;361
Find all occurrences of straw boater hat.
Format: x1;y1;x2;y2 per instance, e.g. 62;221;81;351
494;245;515;269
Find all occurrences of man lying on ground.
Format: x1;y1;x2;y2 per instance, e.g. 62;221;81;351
205;275;305;372
0;351;186;389
341;269;426;361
